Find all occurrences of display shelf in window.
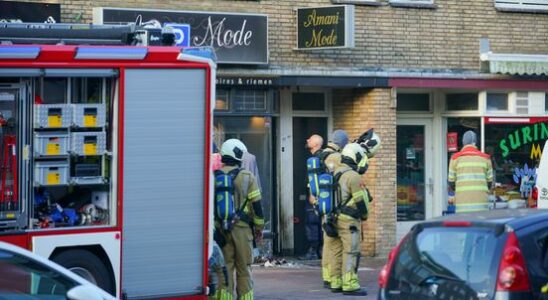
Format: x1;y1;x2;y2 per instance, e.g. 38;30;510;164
34;160;70;186
34;104;72;128
70;131;106;156
72;104;106;128
34;131;70;157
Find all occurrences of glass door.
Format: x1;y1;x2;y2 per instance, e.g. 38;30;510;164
396;119;433;240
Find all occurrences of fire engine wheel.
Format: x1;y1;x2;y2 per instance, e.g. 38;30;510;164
52;249;114;295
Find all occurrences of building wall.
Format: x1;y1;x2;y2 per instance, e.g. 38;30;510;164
333;88;397;257
51;0;548;72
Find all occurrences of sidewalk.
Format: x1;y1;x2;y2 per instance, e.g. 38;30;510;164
253;257;385;300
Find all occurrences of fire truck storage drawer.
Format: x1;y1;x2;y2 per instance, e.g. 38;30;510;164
35;160;69;186
70;132;106;155
34;104;72;128
72;104;106;128
34;132;70;156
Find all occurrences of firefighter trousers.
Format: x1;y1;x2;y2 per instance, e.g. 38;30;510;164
218;225;254;300
327;217;362;292
321;221;333;284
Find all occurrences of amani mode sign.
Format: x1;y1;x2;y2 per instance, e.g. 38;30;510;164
94;7;268;64
297;5;354;50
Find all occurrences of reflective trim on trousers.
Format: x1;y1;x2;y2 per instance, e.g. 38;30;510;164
219;289;233;300
238;289;253;300
330;276;342;289
322;266;331;282
342;271;360;291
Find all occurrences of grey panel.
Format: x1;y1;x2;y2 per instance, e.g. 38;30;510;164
44;68;117;77
0;68;42;77
123;69;206;298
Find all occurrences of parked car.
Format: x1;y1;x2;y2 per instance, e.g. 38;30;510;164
0;241;116;300
533;140;548;209
378;209;548;300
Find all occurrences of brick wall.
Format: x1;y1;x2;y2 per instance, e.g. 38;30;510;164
50;0;548;72
333;88;396;257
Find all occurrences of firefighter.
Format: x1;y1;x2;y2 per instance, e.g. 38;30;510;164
328;137;380;296
312;130;349;288
448;130;493;213
216;139;264;300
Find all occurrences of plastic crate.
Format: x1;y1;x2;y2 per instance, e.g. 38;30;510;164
70;132;106;156
72;104;106;128
70;163;105;185
34;132;69;156
35;160;69;186
34;104;72;128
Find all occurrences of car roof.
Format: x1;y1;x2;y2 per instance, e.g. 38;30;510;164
427;209;548;231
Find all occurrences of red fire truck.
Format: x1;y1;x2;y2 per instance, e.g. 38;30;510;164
0;23;215;299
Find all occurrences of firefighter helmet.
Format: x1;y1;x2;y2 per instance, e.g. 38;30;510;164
220;139;247;162
361;131;381;158
342;143;369;174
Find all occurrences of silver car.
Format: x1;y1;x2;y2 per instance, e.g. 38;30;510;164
0;241;116;300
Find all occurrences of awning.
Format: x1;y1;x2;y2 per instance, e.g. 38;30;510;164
480;38;548;76
481;53;548;76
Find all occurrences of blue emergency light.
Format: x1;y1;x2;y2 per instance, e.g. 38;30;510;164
180;47;217;63
75;47;148;60
0;46;40;59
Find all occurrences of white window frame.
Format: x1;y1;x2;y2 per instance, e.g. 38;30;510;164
494;0;548;13
331;0;382;5
443;92;480;114
390;0;435;7
483;91;511;115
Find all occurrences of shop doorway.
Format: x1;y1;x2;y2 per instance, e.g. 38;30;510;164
396;119;433;241
292;117;327;256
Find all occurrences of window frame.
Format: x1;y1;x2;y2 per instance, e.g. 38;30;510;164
494;0;548;13
484;91;511;115
444;92;480;113
389;0;436;8
396;92;433;113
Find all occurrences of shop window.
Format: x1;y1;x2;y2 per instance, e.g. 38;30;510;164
486;93;509;113
215;89;230;111
485;120;546;201
446;93;478;111
397;93;430;112
233;90;267;112
292;92;326;111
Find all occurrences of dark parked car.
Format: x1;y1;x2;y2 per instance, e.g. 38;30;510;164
378;209;548;300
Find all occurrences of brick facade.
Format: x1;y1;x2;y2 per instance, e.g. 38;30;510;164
53;0;548;72
333;88;396;257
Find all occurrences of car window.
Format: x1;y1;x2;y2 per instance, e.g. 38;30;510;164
0;249;79;299
389;227;501;299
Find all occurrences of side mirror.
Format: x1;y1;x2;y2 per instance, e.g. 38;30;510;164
67;285;103;300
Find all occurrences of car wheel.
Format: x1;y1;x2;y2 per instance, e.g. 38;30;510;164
52;249;115;295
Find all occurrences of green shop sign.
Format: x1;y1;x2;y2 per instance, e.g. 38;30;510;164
296;5;354;50
499;122;548;158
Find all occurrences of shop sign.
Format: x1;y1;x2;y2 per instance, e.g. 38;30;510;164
296;5;354;50
95;7;268;64
216;76;277;87
498;122;548;159
0;1;60;23
447;132;458;152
